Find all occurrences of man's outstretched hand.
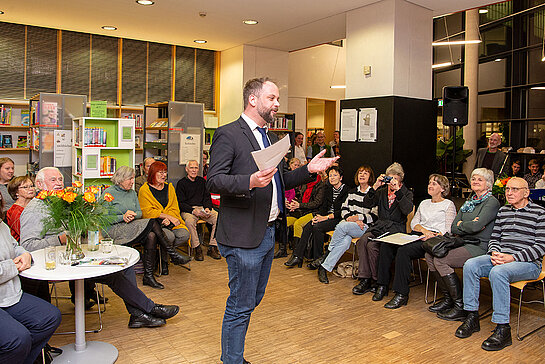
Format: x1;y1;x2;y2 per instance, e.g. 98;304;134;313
307;149;339;173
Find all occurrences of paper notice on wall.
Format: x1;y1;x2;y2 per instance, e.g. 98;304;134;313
179;133;201;165
340;109;357;142
54;130;72;167
358;108;377;142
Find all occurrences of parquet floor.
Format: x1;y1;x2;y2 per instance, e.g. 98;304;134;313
48;248;545;363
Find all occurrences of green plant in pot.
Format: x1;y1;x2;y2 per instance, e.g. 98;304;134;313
437;128;474;173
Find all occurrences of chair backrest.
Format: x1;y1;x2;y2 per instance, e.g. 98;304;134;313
406;206;415;233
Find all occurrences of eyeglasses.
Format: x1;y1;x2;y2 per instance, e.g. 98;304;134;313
505;187;527;193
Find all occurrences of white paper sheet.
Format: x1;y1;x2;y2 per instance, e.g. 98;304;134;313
340;109;357;142
179;133;201;165
54;130;72;167
251;134;291;171
371;232;423;245
358;108;377;142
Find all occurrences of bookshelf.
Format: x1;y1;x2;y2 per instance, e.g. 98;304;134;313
72;117;135;188
269;112;296;157
0;100;31;175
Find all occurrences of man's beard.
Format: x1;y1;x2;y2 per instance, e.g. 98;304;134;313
258;105;276;124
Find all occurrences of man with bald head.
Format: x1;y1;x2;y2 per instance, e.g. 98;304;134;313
455;177;545;351
475;133;508;178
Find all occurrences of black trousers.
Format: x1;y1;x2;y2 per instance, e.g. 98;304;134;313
295;218;340;260
376;240;425;295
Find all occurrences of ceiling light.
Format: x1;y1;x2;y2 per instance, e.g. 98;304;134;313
194;39;207;44
432;62;453;69
494;58;502;62
432;40;482;46
479;9;488;14
330;85;346;89
531;87;545;90
243;20;258;25
101;26;117;31
136;0;154;4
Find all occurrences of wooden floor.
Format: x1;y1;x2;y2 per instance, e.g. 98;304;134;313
49;248;545;364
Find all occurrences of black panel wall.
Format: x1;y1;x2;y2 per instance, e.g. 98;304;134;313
175;46;194;103
148;42;171;103
0;22;25;99
195;49;215;110
26;26;57;98
91;35;118;102
122;39;147;105
340;96;437;201
61;31;90;96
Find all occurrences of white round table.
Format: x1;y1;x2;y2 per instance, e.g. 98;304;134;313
20;245;140;364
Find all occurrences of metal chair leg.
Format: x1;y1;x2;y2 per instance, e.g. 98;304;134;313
424;268;437;304
515;280;545;341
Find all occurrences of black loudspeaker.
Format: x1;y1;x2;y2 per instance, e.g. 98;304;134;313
443;86;468;126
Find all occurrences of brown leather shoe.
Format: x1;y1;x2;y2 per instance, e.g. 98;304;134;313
194;245;204;261
207;246;221;260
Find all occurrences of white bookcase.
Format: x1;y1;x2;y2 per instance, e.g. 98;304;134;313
72;117;135;187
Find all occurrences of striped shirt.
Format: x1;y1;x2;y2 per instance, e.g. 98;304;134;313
328;184;345;214
341;186;377;224
487;200;545;264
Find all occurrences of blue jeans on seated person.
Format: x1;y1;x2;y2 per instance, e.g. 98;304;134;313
321;221;367;272
463;254;541;324
217;224;275;364
0;292;62;364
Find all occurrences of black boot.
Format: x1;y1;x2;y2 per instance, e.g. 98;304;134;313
384;292;409;309
156;228;192;265
142;249;164;289
428;271;454;313
352;278;373;295
481;324;512;351
308;250;329;269
437;273;466;321
284;254;303;268
455;311;480;338
372;285;388;301
160;248;169;276
289;237;299;251
274;243;288;259
318;266;329;284
128;312;166;328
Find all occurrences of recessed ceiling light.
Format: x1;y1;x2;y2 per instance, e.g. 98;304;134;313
479;9;488;14
531;87;545;90
494;58;502;62
243;20;258;25
102;26;117;31
330;85;346;89
136;0;154;5
432;62;453;69
194;39;207;44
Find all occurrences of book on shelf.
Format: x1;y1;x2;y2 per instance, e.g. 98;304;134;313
84;127;107;147
41;102;58;125
1;134;13;148
1;105;11;125
122;113;143;129
135;136;141;148
16;135;28;148
76;155;82;174
100;156;117;176
21;110;29;126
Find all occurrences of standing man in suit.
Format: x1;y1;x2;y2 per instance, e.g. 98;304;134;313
207;78;337;364
474;133;508;178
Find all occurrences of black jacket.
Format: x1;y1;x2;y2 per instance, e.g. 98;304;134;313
363;184;414;235
318;183;350;219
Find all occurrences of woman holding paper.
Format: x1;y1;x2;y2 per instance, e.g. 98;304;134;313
426;168;499;321
378;174;456;309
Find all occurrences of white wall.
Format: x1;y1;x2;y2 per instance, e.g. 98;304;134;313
219;46;244;126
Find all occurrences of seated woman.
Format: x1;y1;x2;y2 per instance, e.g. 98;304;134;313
0;198;62;364
0;157;15;213
285;166;349;267
378;174;456;309
426;168;500;321
138;161;190;275
6;176;36;241
318;165;376;284
105;166;191;289
352;162;414;300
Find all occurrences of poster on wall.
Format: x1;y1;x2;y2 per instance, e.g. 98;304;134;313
54;130;72;167
179;133;201;165
358;108;377;142
340;109;357;142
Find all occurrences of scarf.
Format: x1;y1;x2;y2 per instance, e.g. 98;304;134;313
302;175;321;203
460;191;492;213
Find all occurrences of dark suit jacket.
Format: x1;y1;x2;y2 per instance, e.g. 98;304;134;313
206;117;315;248
474;148;508;177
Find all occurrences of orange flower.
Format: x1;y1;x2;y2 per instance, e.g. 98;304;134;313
103;193;114;202
83;192;96;203
72;181;83;188
55;189;65;198
36;191;48;200
89;186;100;194
62;191;77;203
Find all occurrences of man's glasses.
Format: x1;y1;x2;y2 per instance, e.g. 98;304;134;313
505;187;527;193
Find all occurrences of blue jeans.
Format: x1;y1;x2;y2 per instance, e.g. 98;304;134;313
321;221;367;272
463;254;541;324
0;292;62;364
217;225;275;364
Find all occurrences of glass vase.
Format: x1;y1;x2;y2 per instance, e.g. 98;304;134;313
66;232;85;260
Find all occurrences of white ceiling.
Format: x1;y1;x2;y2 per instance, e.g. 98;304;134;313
0;0;501;52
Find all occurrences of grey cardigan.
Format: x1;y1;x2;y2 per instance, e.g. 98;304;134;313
0;221;27;307
20;198;62;252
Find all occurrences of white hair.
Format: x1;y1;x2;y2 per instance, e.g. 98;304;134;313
35;167;61;183
111;166;135;185
386;162;405;181
471;168;494;190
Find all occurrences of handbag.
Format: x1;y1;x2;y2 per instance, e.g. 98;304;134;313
421;234;465;258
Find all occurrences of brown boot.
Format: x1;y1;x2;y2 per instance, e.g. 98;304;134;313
194;245;204;261
207;246;221;260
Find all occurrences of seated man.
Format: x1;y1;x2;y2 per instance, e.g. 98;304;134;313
20;167;180;329
455;177;545;351
175;160;220;261
135;157;156;194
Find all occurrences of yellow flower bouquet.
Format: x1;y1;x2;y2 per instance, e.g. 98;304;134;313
38;181;115;259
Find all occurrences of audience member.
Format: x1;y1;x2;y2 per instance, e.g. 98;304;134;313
306;131;334;161
135;157;156;193
455;177;545;351
0;157;15;213
105;166;191;289
474;133;508;178
202;150;209;177
425;168;500;321
318;166;376;284
293;132;307;165
329;131;340;157
535;168;545;189
523;159;541;188
352;162;414;299
176;160;220;261
6;176;35;241
379;174;456;309
507;160;523;178
20;167;180;328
